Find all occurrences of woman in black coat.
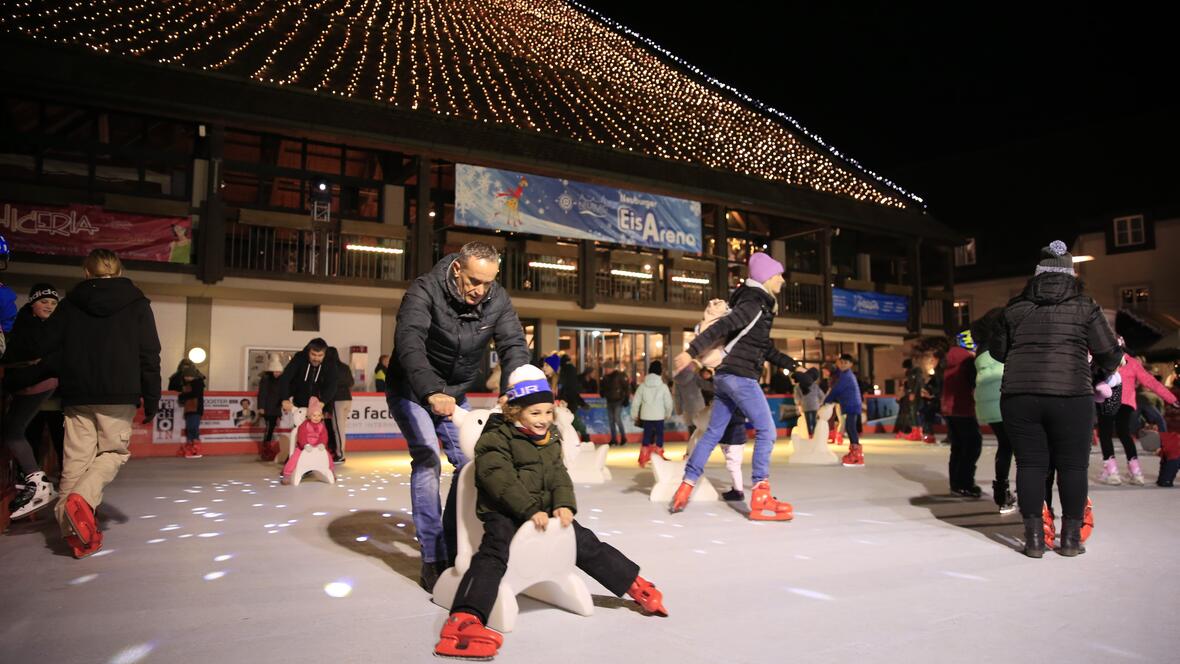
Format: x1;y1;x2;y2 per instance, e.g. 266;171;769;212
990;241;1122;558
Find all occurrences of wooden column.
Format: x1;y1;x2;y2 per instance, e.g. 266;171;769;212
820;227;834;326
411;157;434;278
942;248;957;335
196;124;226;285
714;208;729;292
578;240;596;310
908;238;923;334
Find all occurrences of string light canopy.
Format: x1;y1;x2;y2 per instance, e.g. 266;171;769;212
2;0;923;209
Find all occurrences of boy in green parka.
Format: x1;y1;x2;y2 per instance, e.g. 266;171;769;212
435;364;667;660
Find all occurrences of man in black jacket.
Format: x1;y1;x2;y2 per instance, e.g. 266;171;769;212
278;338;337;412
45;249;162;558
387;241;529;591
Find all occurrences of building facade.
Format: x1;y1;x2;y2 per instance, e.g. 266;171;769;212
1;1;961;393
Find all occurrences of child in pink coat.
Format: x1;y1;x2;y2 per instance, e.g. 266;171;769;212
281;397;334;485
1098;352;1178;485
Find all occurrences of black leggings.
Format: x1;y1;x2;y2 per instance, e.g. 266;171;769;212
1001;394;1094;520
1097;404;1137;461
261;415;279;443
453;512;639;623
991;421;1013;484
946;416;983;490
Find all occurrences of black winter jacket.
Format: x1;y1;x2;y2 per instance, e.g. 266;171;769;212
44;277;162;413
389;254;530;404
2;306;55;391
257;372;284;414
687;283;797;379
277;343;339;408
330;359;354;402
991;273;1123;397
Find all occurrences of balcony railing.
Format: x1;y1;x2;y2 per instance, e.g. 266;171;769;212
502;252;579;298
225;223;406;282
779;274;824;318
921;298;945;328
596;261;659;303
667;269;715;307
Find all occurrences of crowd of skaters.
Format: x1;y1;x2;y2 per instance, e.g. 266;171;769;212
2;239;1177;659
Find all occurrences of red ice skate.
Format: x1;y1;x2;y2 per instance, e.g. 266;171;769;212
66;529;103;559
434;612;502;660
904;427;924;442
64;493;98;546
1041;503;1056;550
637;445;653;468
1081;498;1093;542
627;576;668;616
749;480;793;521
841;444;864;467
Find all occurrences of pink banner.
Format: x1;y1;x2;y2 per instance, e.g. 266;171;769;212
0;202;191;263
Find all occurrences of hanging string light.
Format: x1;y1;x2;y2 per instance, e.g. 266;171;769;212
1;0;925;209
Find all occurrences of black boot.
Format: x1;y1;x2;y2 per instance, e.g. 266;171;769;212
420;560;447;592
992;480;1008;507
1058;517;1086;557
1022;517;1045;558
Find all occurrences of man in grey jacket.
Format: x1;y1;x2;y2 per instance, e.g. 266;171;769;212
387;242;529;591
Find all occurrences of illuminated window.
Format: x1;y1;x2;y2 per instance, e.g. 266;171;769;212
1113;215;1145;247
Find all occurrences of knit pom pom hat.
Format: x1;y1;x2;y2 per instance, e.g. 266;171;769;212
1035;240;1075;276
506;364;554;407
307;397;324;418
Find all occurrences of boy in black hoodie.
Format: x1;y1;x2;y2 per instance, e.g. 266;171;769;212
45;250;162;559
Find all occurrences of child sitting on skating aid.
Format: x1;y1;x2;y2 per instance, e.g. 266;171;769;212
434;365;667;660
281;397;333;485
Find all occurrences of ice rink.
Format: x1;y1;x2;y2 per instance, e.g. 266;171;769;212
1;436;1174;663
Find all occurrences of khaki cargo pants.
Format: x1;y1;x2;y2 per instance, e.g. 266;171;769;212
54;405;134;536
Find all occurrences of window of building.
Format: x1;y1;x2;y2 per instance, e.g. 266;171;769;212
954;299;971;329
1113;215;1146;247
1120;285;1151;309
293;305;320;331
954;238;977;266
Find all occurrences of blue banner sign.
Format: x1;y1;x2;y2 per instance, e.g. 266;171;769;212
455;164;702;252
832;288;909;323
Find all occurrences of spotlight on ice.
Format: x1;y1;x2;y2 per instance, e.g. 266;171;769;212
324;581;353;598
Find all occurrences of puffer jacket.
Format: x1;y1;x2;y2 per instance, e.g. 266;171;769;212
388;254;530;404
474;415;576;523
2;305;55;391
632;373;674;421
973;350;1004;424
43;277;162;413
940;345;977;418
1118;355;1177;409
687;281;797;379
990;272;1122;397
823;368;862;414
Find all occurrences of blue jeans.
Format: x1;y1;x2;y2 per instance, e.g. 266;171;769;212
388;395;467;564
184;413;202;443
803;410;817;437
641;420;665;448
684;373;777;484
606;400;626;442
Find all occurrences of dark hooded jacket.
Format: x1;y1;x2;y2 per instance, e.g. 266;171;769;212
990;272;1122;397
687;282;797;379
3;305;57;391
388;254;530;404
277;342;339;408
44;277;162;413
474;414;576;523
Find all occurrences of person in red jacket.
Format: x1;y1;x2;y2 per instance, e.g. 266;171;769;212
942;331;982;497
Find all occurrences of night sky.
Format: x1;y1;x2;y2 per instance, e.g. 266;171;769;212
582;2;1176;247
